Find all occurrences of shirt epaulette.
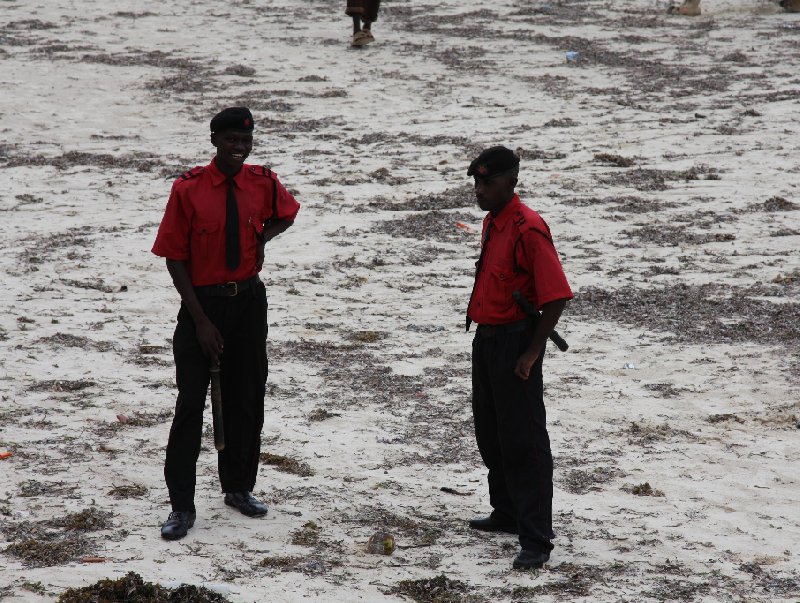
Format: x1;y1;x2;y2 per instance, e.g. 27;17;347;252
248;165;274;178
515;207;553;244
523;223;554;244
178;166;205;181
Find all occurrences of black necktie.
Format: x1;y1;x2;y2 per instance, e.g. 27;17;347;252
465;219;493;331
225;177;240;270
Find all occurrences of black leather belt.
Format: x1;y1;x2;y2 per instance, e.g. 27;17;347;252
476;318;532;339
194;276;258;297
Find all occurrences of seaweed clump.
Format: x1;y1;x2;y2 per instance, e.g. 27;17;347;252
624;482;665;497
58;572;230;603
4;506;112;567
291;521;321;546
48;508;112;531
6;537;88;567
390;575;478;603
594;153;635;167
259;452;314;477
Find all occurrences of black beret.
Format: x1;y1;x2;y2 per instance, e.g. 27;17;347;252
467;145;520;178
210;106;254;133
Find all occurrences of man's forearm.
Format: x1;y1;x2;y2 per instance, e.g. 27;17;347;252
165;259;209;325
262;219;292;244
525;299;567;355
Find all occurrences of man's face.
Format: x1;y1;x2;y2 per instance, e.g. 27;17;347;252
474;173;517;213
211;129;253;172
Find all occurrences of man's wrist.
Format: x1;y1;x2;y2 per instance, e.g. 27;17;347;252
526;337;545;356
185;302;210;326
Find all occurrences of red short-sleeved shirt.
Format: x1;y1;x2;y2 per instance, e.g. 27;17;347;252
152;158;300;286
467;195;572;326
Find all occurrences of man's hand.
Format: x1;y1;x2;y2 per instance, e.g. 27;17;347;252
195;318;224;365
165;259;225;364
514;349;541;381
513;298;568;380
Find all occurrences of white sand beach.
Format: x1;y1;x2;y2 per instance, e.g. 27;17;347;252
0;0;798;601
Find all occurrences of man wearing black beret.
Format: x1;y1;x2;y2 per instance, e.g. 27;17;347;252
465;146;572;569
152;107;300;540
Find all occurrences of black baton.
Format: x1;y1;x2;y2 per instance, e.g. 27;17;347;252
512;290;569;352
209;363;225;451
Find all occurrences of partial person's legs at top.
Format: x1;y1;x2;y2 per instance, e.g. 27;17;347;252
781;0;800;12
669;1;799;15
668;0;701;15
346;0;381;46
362;0;381;25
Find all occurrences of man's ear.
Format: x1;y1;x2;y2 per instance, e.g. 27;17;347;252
210;132;219;148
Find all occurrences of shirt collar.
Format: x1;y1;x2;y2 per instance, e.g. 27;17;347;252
488;194;521;232
207;157;245;188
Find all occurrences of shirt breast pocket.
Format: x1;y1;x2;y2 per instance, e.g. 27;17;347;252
485;264;513;312
192;221;220;258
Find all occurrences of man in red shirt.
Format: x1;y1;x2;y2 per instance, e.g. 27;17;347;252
466;146;572;570
152;107;300;540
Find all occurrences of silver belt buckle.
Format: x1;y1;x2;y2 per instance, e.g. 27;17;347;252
226;281;238;296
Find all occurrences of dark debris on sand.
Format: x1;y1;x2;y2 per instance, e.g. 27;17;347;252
623;225;735;246
374;211;477;243
3;506;113;567
625;422;698;447
5;536;89;568
1;149;170;172
107;484;149;498
47;507;113;532
598;165;719;191
389;574;483;603
290;521;321;546
562;194;672;214
527;33;733;97
259;555;303;571
259;452;313;477
594;153;636;167
352;506;442;548
560;466;623;495
742;196;798;213
27;379;96;393
57;572;230;603
738;563;800;597
273;339;431;407
366;185;475;212
646;577;710;602
569;283;800;347
36;333;115;352
623;482;665;497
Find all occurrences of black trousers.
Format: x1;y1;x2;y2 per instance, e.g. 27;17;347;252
164;279;268;512
346;0;381;22
472;325;554;553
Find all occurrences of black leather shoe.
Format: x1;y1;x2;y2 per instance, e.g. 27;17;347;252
469;515;518;534
160;510;196;540
513;548;550;570
224;492;268;517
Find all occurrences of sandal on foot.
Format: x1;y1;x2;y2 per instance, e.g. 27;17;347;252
351;29;375;47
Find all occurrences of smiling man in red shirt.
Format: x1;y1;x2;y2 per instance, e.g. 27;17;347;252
466;146;572;570
152;107;300;540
